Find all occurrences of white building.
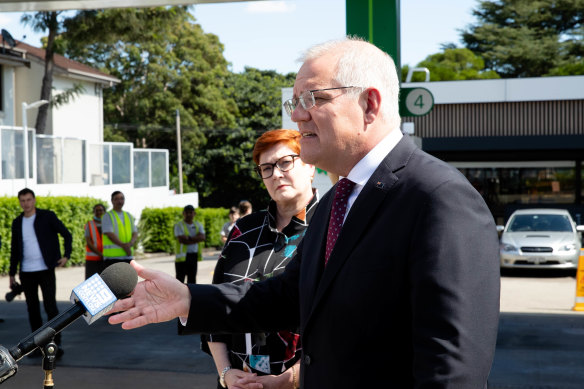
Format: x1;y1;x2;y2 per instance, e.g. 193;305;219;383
0;37;197;217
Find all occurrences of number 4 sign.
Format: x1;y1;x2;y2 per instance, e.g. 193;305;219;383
399;87;434;117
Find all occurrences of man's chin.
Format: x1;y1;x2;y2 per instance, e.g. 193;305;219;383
299;145;320;165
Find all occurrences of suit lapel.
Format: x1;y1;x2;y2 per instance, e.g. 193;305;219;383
304;135;417;324
300;186;335;321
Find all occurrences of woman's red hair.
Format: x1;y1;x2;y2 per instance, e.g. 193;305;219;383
252;129;301;165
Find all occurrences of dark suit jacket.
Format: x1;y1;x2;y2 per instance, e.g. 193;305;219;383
10;208;73;276
187;135;500;388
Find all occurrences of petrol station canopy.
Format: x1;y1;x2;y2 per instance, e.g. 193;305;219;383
0;0;253;12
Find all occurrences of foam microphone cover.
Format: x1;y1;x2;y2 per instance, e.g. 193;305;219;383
100;262;138;298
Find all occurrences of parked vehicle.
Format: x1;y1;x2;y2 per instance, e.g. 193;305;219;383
498;209;584;269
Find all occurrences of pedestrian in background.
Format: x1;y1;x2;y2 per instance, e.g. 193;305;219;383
84;203;106;279
174;205;205;284
9;188;71;357
102;191;137;267
220;206;239;245
237;200;252;218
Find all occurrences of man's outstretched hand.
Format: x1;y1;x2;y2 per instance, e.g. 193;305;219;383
107;260;192;330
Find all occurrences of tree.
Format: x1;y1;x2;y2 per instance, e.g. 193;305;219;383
194;67;296;208
63;7;236;132
227;67;296;132
402;47;500;82
461;0;584;77
21;11;61;134
60;9;296;208
61;7;238;198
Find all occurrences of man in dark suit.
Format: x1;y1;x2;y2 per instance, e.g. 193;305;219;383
9;187;72;357
109;38;500;388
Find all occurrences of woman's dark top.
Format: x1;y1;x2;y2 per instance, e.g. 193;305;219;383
202;191;318;378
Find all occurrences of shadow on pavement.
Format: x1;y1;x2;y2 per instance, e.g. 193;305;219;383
0;295;216;388
489;312;584;389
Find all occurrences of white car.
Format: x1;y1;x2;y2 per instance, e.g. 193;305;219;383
498;209;584;269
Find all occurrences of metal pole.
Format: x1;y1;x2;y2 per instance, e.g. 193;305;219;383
176;109;183;194
22;102;29;188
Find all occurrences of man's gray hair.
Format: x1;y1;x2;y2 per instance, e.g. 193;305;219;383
299;37;401;131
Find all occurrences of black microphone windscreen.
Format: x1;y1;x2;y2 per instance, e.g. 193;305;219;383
100;262;138;298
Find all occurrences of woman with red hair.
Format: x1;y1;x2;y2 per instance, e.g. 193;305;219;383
203;129;318;389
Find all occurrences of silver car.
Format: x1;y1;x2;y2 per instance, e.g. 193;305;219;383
498;209;584;269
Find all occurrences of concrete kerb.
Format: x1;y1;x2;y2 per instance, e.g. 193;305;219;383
0;249;220;303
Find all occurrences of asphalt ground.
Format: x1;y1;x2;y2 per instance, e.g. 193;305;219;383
0;253;583;388
0;252;220;389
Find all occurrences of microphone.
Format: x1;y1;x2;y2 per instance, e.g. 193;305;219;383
4;262;137;364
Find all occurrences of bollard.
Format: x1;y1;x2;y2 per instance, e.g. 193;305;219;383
572;249;584;311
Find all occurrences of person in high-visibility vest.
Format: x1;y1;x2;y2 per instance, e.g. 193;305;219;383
174;205;205;284
102;191;138;268
84;203;106;279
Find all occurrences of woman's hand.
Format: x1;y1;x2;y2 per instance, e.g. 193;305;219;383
232;370;293;389
225;369;263;389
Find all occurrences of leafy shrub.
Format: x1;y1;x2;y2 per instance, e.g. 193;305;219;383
0;195;229;274
139;207;229;253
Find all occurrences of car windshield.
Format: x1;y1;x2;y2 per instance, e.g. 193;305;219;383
508;214;573;232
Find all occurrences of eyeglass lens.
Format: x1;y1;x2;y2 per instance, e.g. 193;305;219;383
258;155;297;178
284;91;314;117
284;87;357;117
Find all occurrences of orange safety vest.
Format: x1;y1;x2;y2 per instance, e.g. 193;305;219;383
85;219;103;261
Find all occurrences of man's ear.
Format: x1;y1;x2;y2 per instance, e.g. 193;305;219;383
363;88;381;124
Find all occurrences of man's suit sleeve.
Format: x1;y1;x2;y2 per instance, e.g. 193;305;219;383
183;245;302;335
204;252;232;344
51;211;73;259
9;218;20;277
409;176;500;388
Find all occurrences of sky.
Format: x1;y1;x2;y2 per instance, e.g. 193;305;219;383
0;0;479;74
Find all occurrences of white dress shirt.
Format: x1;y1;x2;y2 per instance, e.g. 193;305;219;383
342;129;403;223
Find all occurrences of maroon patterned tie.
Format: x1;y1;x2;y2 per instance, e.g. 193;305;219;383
325;178;356;265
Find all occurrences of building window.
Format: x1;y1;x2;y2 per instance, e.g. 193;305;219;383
0;64;3;112
453;161;577;220
1;128;24;178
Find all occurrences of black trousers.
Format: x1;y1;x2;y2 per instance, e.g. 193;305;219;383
85;260;104;280
175;253;198;284
20;269;61;345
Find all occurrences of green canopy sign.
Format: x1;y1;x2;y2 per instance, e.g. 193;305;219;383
399;87;434;117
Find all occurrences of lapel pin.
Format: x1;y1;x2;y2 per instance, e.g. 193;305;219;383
375;181;385;189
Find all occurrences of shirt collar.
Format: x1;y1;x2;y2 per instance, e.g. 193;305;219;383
345;129;403;186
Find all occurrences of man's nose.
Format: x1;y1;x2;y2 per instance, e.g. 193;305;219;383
291;104;310;123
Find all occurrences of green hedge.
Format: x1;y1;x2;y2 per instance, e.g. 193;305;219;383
0;195;228;275
138;207;229;253
0;196;105;274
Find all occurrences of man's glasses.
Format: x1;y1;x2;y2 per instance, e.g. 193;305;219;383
255;154;300;179
283;86;360;117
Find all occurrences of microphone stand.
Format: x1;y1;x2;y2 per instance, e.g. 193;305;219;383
41;341;58;389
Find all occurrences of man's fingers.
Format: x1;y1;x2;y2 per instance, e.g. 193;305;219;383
107;306;146;328
121;316;150;330
107;296;135;315
107;307;134;324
